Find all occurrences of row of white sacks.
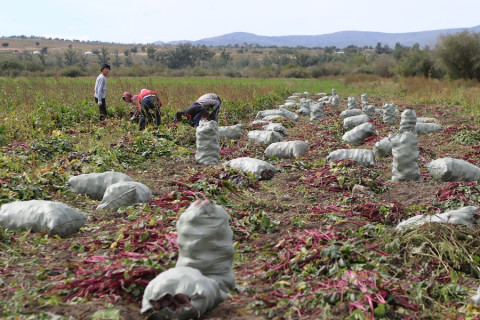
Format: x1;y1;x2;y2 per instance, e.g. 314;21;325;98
0;172;154;237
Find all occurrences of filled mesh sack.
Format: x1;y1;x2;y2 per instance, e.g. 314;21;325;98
309;102;324;122
262;115;288;122
382;103;396;125
340;109;363;118
264;140;309;159
373;136;392;158
247;130;283;145
426;158;480;182
176;200;235;292
330;95;340;108
360;94;369;105
327;149;375;167
415;123;442;135
343;114;370;128
296;107;311;115
0;200;86;237
347;97;357;109
218;124;244;140
399;109;417;133
342;122;377;145
141;266;228;320
417;117;439;123
251;120;269;125
262;123;288;136
396;206;478;231
223;157;276;180
390;132;421;181
96;181;153;210
195;120;220;165
362;104;376;118
255;109;298;121
67;172;133;200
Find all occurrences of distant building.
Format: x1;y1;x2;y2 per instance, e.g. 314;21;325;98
32;51;41;55
84;51;93;55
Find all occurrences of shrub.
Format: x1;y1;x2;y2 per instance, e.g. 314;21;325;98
61;67;84;78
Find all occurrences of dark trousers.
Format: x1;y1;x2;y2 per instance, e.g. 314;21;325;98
139;96;161;130
94;97;107;120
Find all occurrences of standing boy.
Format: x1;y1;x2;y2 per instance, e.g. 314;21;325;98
94;64;110;120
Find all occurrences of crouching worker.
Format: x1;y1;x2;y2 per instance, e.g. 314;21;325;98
122;89;162;131
175;93;221;127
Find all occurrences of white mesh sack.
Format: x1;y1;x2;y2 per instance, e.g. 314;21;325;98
298;98;313;109
218;124;244;140
340;109;363;118
264;140;309;159
343;114;370;128
382;103;396;125
247;130;283;145
251;120;269;125
362;104;376;118
361;94;369;105
389;132;421;181
310;102;324;122
296;107;311;115
426;158;480;182
0;200;86;237
347;97;357;109
399;109;417;133
195;120;220;165
141;266;228;319
262;115;288;122
96;181;153;210
255;109;298;121
330;95;340;108
283;101;297;108
262;123;288;136
415;123;442;135
176;200;235;292
342;122;377;145
417;117;439;123
396;206;478;231
223;157;276;180
373;136;393;158
318;95;330;102
326;149;375;167
67;172;133;200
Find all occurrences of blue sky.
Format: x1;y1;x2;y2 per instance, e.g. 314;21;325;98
1;0;479;44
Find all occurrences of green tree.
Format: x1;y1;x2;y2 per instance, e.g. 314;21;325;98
97;47;110;66
436;31;480;80
112;49;121;67
147;47;156;61
124;55;133;67
0;60;24;76
63;47;79;66
37;46;48;66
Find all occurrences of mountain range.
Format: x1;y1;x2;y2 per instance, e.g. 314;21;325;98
155;25;480;48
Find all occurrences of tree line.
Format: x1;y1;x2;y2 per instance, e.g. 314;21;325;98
1;31;480;81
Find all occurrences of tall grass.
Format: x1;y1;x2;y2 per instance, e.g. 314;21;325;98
1;76;479;144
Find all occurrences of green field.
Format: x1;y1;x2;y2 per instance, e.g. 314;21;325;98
1;76;480;319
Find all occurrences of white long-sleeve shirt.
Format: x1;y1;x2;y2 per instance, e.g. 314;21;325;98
94;74;107;99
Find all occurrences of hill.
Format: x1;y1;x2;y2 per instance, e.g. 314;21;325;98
156;25;480;48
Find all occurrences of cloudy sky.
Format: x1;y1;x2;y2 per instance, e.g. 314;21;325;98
1;0;479;44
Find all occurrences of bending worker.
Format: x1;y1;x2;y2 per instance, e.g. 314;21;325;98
176;93;221;127
122;89;162;131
